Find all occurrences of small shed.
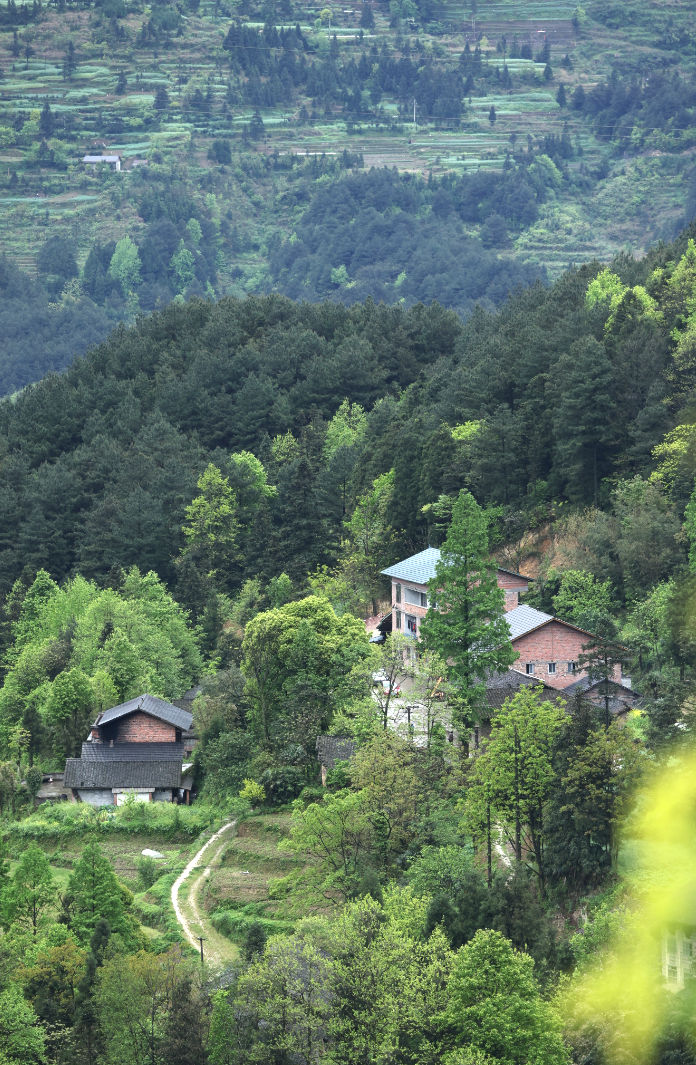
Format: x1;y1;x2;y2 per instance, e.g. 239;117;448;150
316;735;357;785
83;153;121;171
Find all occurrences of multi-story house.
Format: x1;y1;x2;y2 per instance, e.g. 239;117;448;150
381;547;622;692
380;547;530;641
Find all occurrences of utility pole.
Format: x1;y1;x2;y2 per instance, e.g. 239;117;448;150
197;936;206;966
413;97;417;127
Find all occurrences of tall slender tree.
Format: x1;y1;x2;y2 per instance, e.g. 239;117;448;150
420;490;516;728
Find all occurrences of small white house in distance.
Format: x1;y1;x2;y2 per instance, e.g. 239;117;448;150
83;153;121;171
662;889;696;989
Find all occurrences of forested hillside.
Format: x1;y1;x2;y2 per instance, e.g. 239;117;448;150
1;215;696;1064
1;223;695;611
0;0;695;390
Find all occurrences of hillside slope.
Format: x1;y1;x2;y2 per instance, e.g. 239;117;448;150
0;0;694;389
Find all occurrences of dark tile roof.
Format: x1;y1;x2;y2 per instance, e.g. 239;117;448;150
484;669;559;712
64;758;182;789
95;694;193;732
80;742;185;761
563;677;641;715
316;735;357;769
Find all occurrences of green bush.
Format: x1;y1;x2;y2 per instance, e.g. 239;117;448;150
6;801;230;841
136;855;161;888
259;766;304;805
211;907;294;942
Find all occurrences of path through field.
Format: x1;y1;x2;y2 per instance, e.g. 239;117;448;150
171;820;239;969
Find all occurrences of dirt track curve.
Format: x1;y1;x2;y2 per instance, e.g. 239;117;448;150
170;820;238;968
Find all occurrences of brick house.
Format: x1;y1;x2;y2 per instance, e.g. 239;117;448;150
64;694;194;806
380;549;622;693
506;604;622;691
380;547;531;641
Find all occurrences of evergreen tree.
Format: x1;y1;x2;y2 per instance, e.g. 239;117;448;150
160;975;208;1065
72;920;111;1065
550;337;616;503
7;842;54;935
420;490;516;726
65;842;138;947
39;100;54;137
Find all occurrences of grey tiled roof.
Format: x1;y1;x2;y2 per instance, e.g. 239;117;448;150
96;694;193;732
64;758;182;789
505;604;554;641
316;735;357;769
484;669;559;711
381;548;531;587
80;742;185;762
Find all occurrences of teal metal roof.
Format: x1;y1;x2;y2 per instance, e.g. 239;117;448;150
381;548;531;588
381;547;441;585
505;604;553;640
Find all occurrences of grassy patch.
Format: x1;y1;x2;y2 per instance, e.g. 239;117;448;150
202;812;321;942
4;801;221;842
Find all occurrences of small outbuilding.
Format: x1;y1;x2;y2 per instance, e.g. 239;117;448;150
83;153;121;171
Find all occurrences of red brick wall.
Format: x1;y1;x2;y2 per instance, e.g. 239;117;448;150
496;571;529;613
114;712;177;743
391;568;530;630
512;621;620;690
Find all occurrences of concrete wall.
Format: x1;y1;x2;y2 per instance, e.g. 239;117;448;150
76;789;114;807
390;568;529;636
392;579;429;639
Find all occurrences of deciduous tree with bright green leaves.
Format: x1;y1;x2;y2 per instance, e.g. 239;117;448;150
286;788;375;902
462;686;566;892
181;464;240;585
420;490;516;727
241;595;371;756
551;569;613;631
445;928;569;1065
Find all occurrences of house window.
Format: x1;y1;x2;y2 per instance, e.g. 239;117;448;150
395;610;401;629
548;662;556;675
395;583;402;604
406;614;417;635
525;663;534;675
405;587;427;607
568;661;576;673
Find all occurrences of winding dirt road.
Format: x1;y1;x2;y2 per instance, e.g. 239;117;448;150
170;820;238;967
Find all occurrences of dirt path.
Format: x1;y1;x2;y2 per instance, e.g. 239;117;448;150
171;820;239;969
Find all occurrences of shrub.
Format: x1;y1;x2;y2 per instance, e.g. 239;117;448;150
239;779;266;805
259;766;304;805
136;855;160;888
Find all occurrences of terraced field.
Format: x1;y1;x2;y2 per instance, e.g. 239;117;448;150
0;0;692;291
